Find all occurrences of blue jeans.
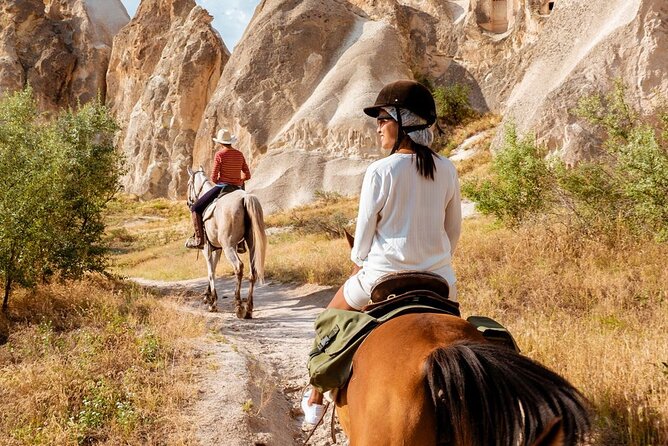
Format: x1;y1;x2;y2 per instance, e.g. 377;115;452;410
190;185;224;214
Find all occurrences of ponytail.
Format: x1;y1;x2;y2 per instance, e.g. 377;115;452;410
390;134;438;180
412;141;438;180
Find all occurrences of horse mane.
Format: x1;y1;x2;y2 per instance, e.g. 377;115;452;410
425;341;590;446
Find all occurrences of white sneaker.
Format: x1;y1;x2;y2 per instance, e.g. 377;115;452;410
301;389;324;425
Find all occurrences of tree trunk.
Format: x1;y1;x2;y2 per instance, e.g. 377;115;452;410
2;274;10;313
3;245;14;313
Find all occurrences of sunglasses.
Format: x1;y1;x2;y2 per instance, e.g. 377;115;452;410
376;115;395;125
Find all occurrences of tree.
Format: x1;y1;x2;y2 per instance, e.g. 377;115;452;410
462;124;553;226
462;81;668;242
0;88;124;311
433;84;477;127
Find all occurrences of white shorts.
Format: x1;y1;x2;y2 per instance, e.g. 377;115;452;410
343;270;458;310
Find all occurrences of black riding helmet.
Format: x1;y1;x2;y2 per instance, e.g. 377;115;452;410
364;80;437;152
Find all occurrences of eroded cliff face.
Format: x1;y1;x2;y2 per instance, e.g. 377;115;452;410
496;0;668;163
193;0;467;211
106;0;227;199
0;0;128;110
2;0;665;209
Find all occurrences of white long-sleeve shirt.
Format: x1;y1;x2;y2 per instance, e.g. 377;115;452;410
350;153;462;290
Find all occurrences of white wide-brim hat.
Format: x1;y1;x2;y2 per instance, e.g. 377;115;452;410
213;128;237;145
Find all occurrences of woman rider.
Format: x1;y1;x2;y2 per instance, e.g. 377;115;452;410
185;128;251;250
303;80;462;421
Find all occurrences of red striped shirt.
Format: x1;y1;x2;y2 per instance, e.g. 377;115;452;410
211;147;251;186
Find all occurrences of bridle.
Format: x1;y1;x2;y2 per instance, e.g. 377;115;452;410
187;169;207;207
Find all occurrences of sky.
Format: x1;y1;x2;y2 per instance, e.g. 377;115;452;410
119;0;260;50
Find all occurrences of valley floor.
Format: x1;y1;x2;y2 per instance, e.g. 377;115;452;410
133;276;344;446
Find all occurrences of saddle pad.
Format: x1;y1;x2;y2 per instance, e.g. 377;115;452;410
467;316;520;352
308;303;458;393
202;186;242;222
362;290;460;318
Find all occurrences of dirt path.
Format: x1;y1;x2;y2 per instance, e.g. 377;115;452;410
132;276;346;446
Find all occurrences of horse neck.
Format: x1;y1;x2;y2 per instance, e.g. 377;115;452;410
198;177;215;196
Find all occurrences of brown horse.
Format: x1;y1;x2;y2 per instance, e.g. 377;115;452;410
333;312;590;445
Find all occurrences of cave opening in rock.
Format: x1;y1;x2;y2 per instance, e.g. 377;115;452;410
539;0;556;15
476;0;519;34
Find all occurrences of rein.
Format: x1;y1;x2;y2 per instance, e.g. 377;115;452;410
187;170;207;207
301;386;337;445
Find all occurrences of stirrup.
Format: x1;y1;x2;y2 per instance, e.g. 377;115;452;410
185;235;204;249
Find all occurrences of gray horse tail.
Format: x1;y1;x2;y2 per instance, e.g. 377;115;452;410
243;194;267;283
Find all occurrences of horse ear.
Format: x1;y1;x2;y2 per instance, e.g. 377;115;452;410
531;418;565;446
343;229;355;249
187;166;193;176
199;165;204;172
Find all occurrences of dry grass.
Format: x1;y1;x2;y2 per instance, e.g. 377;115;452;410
455;148;492;178
265;192;358;232
103;189;668;444
111;241;203;281
112;231;352;286
455;218;668;445
264;233;352;285
439;113;502;155
108;194;356;285
0;277;205;445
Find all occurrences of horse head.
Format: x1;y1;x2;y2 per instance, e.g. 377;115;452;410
186;166;208;206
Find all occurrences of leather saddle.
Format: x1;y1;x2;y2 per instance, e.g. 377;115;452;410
361;271;518;351
202;185;242;222
362;271;459;318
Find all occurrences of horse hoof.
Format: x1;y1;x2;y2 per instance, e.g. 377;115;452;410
243;311;252;320
208;304;217;312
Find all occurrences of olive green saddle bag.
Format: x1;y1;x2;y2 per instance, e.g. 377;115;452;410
307;293;460;393
306;293;519;393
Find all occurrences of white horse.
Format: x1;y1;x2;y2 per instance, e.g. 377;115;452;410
186;167;267;318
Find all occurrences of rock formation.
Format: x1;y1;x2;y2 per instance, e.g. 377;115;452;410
495;0;668;163
0;0;128;110
194;0;466;212
2;0;665;210
106;0;227;199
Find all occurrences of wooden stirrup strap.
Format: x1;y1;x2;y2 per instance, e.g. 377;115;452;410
330;403;337;443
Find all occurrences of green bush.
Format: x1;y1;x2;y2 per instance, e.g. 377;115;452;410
433;84;477;126
0;88;124;310
463;81;668;242
462;125;552;226
430;83;481;155
569;81;668;240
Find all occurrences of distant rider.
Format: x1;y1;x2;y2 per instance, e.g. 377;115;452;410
185;129;251;250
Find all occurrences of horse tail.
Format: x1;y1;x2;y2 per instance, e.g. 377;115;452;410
425;341;590;446
243;194;267;283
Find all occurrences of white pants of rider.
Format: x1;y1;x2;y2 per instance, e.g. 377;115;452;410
342;269;458;310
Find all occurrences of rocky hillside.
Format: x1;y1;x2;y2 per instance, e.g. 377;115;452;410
192;0;668;211
1;0;665;210
0;0;129;111
497;0;668;164
106;0;227;199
